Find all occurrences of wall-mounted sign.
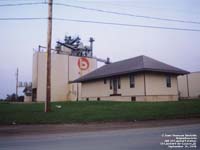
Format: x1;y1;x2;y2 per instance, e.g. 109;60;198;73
78;57;89;70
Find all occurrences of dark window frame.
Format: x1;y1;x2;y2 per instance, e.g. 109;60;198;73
131;96;136;101
166;75;171;88
129;74;135;88
118;77;121;89
110;79;112;90
104;78;107;84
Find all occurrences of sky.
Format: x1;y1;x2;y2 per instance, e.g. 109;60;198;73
0;0;200;99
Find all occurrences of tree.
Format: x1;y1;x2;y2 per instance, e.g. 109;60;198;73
6;93;17;101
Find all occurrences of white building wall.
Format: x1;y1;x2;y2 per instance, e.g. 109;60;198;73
32;52;38;89
68;56;97;101
36;52;47;101
119;74;145;96
81;74;146;98
188;72;200;97
81;79;112;98
178;72;200;98
32;52;97;102
34;53;69;102
145;72;178;96
177;75;188;97
81;73;179;101
51;54;69;101
24;96;32;102
69;56;97;81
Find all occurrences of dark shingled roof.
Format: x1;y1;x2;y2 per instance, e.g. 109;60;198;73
73;55;189;82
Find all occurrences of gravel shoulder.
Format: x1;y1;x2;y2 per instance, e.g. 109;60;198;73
0;118;200;137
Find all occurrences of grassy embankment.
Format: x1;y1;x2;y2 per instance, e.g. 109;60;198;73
0;100;200;124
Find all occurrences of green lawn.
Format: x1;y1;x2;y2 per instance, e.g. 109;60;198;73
0;100;200;125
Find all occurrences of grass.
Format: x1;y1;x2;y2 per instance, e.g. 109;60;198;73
0;100;200;125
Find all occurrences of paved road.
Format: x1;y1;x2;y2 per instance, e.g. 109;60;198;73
0;124;199;150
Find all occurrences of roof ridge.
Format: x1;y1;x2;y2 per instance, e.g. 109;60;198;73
111;55;144;64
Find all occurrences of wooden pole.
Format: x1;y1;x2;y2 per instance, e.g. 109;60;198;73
16;68;19;99
45;0;53;112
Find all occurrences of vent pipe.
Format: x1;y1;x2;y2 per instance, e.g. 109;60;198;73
89;37;94;56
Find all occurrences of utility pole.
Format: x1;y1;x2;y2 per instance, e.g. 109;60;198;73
16;68;19;99
45;0;53;112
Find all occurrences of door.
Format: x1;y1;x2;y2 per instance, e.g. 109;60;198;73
113;78;118;95
32;88;37;102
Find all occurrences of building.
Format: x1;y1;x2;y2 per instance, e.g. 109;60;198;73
31;36;101;102
178;72;200;99
73;55;189;102
23;85;32;102
32;52;97;102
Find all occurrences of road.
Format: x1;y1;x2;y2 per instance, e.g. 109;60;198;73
0;124;199;150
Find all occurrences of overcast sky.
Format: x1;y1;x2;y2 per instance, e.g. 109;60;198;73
0;0;200;99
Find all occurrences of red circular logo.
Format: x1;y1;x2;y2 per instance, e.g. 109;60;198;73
78;57;89;70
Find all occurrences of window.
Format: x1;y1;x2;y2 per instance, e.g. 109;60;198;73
118;77;121;89
131;96;136;102
110;79;112;89
166;75;171;88
104;79;107;84
129;75;135;88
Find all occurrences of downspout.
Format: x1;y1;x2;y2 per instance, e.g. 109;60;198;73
144;72;147;96
35;52;39;102
176;76;180;99
77;83;79;101
68;55;69;82
67;55;70;100
186;74;190;97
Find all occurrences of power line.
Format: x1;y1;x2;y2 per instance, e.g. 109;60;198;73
1;17;198;32
54;3;200;25
0;0;44;1
1;1;200;25
0;0;41;2
53;18;200;32
82;1;200;15
0;17;46;20
0;2;45;7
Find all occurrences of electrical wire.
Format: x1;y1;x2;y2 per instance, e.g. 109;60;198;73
0;17;199;32
0;2;45;7
1;2;200;25
53;18;200;32
0;17;46;20
54;3;200;25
